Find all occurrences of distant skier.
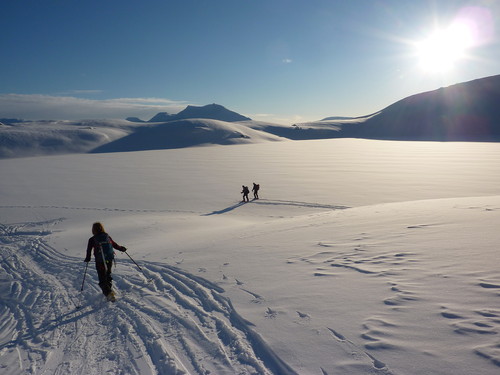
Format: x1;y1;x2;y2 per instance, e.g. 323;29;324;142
252;183;260;199
84;222;127;302
241;185;250;202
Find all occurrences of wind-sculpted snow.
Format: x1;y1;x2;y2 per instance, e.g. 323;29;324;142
0;220;296;375
90;119;284;153
0;120;133;158
0;119;286;158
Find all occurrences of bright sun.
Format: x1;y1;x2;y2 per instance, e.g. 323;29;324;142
416;22;474;72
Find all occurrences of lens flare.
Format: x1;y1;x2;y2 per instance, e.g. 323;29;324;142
416;21;474;72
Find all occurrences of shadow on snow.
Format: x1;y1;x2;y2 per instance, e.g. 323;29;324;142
202;199;349;216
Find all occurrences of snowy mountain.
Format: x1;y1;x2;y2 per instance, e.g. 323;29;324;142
169;104;251;122
147;112;173;122
316;74;500;141
359;74;500;141
146;104;251;123
125;116;146;123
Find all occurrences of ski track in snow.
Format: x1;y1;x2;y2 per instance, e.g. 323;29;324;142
0;220;296;375
0;199;349;217
0;205;197;214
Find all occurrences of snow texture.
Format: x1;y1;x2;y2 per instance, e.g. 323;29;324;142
2;129;500;374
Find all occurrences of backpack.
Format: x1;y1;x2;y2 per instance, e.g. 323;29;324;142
94;233;114;261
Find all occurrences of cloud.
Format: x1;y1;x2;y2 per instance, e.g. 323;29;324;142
252;112;308;125
58;90;105;95
282;58;293;64
0;94;191;121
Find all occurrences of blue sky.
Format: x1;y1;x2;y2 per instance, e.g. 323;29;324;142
1;0;499;123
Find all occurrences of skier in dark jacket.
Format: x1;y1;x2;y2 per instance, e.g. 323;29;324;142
84;222;127;301
252;183;260;199
241;185;250;202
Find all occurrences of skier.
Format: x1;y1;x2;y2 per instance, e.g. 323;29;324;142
84;222;127;301
252;183;260;199
241;185;250;202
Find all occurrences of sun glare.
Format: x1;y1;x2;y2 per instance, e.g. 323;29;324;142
416;21;474;72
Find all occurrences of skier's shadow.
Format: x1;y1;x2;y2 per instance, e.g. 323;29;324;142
202;201;248;216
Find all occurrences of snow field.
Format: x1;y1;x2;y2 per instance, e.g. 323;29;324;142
1;138;500;374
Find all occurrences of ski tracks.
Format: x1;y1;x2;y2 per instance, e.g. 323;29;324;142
0;220;293;375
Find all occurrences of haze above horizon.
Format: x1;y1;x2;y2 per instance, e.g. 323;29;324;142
1;0;499;124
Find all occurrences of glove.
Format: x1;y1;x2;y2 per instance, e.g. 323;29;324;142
84;257;90;262
120;246;127;252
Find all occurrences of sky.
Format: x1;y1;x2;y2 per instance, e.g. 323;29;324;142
1;0;499;124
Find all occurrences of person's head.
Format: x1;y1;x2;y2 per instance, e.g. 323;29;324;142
92;222;105;235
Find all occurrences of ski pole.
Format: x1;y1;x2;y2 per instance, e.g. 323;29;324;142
125;251;143;271
80;261;89;292
124;251;153;283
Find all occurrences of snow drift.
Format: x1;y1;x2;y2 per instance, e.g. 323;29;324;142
90;119;284;153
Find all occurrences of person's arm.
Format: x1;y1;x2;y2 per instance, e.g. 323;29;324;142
110;237;127;252
84;238;93;262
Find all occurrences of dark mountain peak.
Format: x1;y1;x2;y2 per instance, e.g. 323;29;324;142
148;112;173;122
126;117;146;123
146;104;250;123
173;104;251;122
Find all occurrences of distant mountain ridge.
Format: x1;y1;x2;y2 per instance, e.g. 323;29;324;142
128;103;251;123
129;75;500;142
2;75;500;159
347;74;500;141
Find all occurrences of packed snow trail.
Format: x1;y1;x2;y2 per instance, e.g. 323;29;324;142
0;220;296;375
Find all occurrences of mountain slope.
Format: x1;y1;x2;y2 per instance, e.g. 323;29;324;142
299;74;500;142
352;75;500;141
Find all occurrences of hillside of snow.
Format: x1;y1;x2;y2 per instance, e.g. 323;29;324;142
0;118;288;158
0;120;136;158
90;119;284;153
302;74;500;141
2;137;500;374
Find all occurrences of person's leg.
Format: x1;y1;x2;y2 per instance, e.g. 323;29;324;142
96;262;112;296
105;260;113;292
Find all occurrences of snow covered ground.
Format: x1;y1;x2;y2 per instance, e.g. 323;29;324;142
2;135;500;374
